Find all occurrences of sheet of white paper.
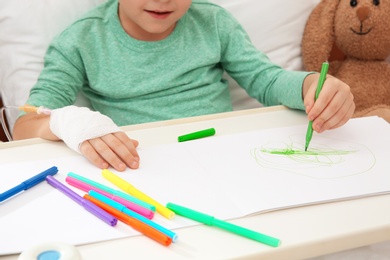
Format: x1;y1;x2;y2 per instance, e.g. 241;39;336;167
1;116;389;254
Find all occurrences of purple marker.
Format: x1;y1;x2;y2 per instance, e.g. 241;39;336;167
46;175;117;226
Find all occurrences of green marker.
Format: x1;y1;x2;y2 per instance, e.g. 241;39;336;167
305;61;329;151
166;202;281;247
178;128;216;142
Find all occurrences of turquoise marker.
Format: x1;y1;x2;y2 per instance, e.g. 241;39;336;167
89;190;178;242
178;128;216;142
167;202;280;247
67;172;155;211
305;61;329;151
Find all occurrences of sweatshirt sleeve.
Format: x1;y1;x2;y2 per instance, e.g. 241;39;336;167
26;36;86;110
216;9;309;110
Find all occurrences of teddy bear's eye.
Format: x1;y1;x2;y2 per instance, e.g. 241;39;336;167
350;0;358;7
373;0;380;6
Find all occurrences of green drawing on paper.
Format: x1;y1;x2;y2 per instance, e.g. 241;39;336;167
251;135;376;179
263;148;354;156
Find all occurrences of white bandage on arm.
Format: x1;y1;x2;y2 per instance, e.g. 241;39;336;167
49;106;123;153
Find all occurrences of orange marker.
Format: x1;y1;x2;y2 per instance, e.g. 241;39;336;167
84;194;172;247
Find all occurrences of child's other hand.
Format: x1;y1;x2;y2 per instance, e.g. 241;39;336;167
303;74;355;133
80;132;140;172
49;106;140;171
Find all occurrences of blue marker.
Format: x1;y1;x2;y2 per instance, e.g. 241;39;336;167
0;166;58;202
88;190;178;242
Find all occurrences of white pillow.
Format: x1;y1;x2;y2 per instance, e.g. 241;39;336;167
0;0;106;132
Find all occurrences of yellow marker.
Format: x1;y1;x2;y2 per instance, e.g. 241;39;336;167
102;169;175;220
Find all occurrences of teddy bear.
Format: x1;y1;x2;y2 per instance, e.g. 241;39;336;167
301;0;390;123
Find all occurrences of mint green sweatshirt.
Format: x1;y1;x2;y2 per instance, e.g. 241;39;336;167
27;0;309;126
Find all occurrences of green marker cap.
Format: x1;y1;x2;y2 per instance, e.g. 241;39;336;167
178;128;216;142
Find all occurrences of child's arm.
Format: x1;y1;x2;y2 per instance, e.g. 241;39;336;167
302;73;355;133
13;113;59;141
13;108;140;172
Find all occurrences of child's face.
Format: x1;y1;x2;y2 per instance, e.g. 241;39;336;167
118;0;192;41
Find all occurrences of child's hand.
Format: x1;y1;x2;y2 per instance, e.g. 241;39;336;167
80;132;140;172
49;106;140;171
303;74;355;133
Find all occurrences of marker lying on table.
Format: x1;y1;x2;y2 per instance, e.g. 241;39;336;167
305;61;329;151
178;128;216;142
102;169;175;220
0;166;58;203
66;175;155;219
67;172;155;211
45;175;117;226
88;190;178;242
167;202;281;247
84;194;172;246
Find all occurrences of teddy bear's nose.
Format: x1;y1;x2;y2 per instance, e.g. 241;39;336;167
356;6;371;22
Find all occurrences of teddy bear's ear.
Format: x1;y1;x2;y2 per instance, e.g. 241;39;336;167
302;0;340;72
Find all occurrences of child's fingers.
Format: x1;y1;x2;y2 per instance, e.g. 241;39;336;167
303;73;332;117
112;132;140;168
101;133;140;170
330;101;355;130
114;132;139;150
313;81;355;132
306;80;333;121
320;97;355;132
80;140;110;170
303;77;319;114
80;134;139;172
304;73;354;132
89;137;127;171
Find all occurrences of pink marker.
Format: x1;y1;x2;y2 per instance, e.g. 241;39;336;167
65;176;154;219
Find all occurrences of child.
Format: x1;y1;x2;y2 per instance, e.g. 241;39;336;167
13;0;355;172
